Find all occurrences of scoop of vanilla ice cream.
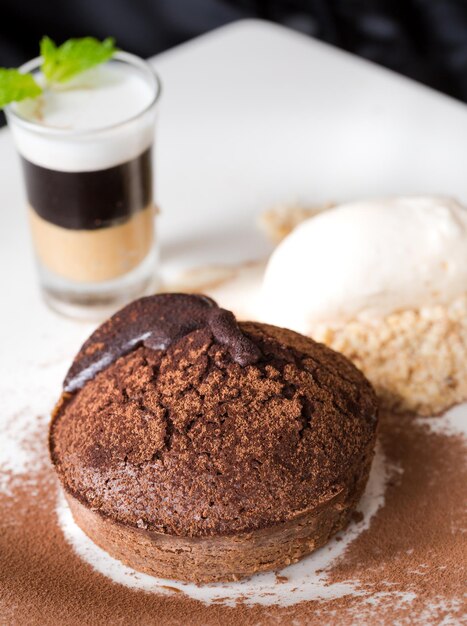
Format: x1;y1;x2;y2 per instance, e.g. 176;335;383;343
260;196;467;333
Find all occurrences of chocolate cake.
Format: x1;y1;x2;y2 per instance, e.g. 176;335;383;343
49;294;378;583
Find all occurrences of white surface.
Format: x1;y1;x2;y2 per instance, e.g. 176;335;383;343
261;196;467;330
153;19;467;279
1;17;467;607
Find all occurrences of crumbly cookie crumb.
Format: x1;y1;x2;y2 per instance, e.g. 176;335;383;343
311;293;467;415
258;202;334;243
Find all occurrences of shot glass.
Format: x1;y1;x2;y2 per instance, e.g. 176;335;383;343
5;51;162;319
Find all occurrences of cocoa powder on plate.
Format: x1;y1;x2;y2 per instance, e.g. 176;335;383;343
0;409;465;625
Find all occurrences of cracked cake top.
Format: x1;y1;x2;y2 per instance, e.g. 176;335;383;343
49;294;378;537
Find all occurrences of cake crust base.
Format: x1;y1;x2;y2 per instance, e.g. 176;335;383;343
64;447;373;583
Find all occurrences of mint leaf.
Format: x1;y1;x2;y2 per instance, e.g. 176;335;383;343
40;36;117;84
0;69;42;108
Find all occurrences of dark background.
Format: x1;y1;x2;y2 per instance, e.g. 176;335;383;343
2;0;467;126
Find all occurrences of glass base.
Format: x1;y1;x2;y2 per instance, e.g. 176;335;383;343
38;245;159;322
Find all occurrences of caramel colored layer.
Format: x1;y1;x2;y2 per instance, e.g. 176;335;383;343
64;451;372;583
29;205;155;283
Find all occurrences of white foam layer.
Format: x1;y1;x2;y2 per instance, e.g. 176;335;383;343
8;63;158;172
261;196;467;331
16;65;154;131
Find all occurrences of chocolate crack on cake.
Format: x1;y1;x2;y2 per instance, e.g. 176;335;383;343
50;294;378;582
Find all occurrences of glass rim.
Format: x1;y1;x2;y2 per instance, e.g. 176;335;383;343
5;50;162;137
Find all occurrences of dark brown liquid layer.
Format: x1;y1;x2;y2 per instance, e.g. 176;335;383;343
63;294;262;393
21;149;152;230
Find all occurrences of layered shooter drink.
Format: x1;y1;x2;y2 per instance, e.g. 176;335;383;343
6;52;161;318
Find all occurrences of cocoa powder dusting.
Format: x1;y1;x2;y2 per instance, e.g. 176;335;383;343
1;406;465;624
51;321;376;539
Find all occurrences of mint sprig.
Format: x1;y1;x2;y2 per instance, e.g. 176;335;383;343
0;69;43;108
0;36;117;109
40;36;116;84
